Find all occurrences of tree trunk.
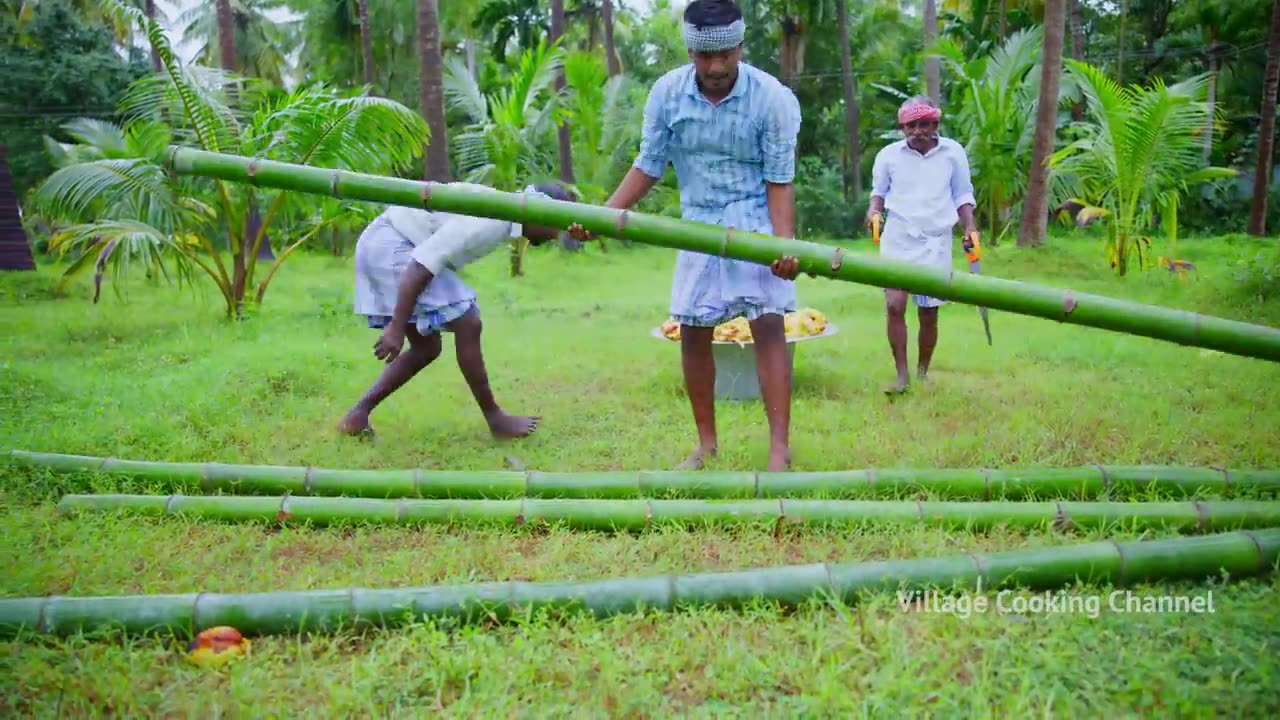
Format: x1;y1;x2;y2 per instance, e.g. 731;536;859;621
144;0;162;73
1248;0;1280;236
550;0;579;251
417;0;451;182
837;0;861;204
999;0;1007;38
215;0;236;72
1117;0;1126;86
923;0;940;104
603;0;620;76
1017;0;1065;248
1203;43;1217;166
358;0;375;89
1070;0;1084;121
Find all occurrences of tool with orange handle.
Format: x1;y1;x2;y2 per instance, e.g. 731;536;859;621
963;230;992;346
871;213;881;245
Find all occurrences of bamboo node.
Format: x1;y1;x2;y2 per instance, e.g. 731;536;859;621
1193;501;1208;532
1111;540;1129;584
192;591;206;634
164;494;179;515
830;247;845;271
645;500;653;529
965;552;989;586
1240;530;1268;572
865;469;877;488
1062;293;1078;318
753;471;761;499
615;211;629;233
412;468;423;496
277;495;293;525
1214;465;1232;493
980;467;991;501
1053;502;1074;532
303;466;314;495
246;160;260;185
1096;464;1111;492
36;596;52;634
419;182;432;206
329;172;340;197
720;228;733;257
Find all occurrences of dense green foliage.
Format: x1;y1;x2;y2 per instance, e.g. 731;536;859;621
0;0;148;198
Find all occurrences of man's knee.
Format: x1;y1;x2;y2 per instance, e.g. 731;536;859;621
406;328;443;363
885;290;908;317
918;306;939;327
448;308;482;341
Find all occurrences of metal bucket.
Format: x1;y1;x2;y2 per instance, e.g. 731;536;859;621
649;324;840;401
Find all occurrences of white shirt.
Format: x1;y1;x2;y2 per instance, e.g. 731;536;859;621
870;137;976;237
381;183;523;275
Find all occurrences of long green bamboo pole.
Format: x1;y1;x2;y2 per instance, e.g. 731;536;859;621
12;451;1280;500
3;529;1277;639
164;146;1280;363
54;493;1280;534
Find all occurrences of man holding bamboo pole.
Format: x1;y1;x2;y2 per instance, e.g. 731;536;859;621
568;0;803;471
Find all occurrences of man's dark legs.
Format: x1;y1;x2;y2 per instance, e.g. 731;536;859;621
448;308;539;439
338;325;441;434
885;289;911;393
677;324;719;469
749;313;791;471
917;305;939;380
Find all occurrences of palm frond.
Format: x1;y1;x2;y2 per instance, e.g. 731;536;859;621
33;159;175;225
47;219;201;304
442;56;489;124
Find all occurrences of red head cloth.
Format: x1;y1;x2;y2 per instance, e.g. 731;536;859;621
898;102;942;125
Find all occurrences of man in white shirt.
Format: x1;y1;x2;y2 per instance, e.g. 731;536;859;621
337;182;572;439
868;96;979;395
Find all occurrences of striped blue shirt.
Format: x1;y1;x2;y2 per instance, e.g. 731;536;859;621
633;62;802;233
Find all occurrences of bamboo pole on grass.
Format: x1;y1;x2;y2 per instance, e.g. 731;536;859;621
11;451;1280;500
54;493;1280;534
163;147;1280;363
2;529;1277;639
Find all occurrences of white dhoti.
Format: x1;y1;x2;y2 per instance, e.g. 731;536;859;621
879;215;953;308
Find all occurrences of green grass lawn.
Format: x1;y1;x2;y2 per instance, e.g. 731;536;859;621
2;233;1280;716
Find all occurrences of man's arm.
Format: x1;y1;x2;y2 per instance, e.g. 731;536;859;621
605;168;661;211
764;85;803;279
388;262;433;335
762;86;802;239
765;182;796;239
615;81;672;210
868;151;889;221
951;147;978;235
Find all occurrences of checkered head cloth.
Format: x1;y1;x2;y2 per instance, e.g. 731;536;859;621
683;18;746;51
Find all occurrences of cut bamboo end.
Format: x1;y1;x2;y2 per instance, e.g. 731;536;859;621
2;529;1276;639
11;452;1280;501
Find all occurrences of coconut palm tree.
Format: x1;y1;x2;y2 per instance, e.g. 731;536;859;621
1016;0;1063;247
1248;0;1280;236
179;0;298;84
31;0;428;316
443;39;569;275
418;0;450;182
1049;62;1236;276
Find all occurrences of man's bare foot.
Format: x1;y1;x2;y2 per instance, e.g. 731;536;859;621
766;447;791;472
883;380;909;395
917;366;930;381
485;410;540;439
676;444;717;470
337;409;373;436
